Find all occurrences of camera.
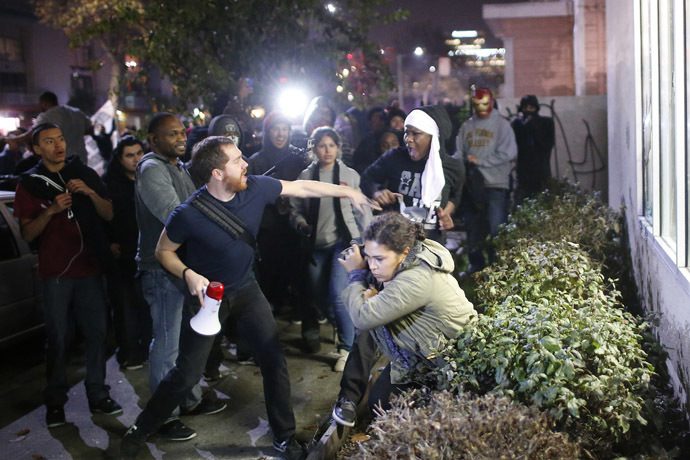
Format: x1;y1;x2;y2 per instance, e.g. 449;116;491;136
339;243;365;260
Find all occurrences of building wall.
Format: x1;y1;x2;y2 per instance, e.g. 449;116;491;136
498;95;608;199
491;16;576;96
1;6;117;117
606;0;690;410
584;0;607;94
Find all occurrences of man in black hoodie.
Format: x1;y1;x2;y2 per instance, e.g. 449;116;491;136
13;123;122;428
360;105;464;243
247;112;308;315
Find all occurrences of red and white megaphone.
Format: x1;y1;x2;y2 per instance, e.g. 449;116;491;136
190;281;224;336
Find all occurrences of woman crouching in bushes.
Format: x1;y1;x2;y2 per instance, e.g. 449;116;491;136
332;212;476;427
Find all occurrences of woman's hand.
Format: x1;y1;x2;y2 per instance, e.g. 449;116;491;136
363;285;379;300
184;269;210;306
338;243;367;272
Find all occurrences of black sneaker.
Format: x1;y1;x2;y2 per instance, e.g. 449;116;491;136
236;355;256;366
180;396;227;416
46;405;66;428
332;398;356;427
123;360;145;371
89;397;123;415
273;436;308;460
157;419;197;441
120;423;148;459
202;368;221;382
304;338;321;354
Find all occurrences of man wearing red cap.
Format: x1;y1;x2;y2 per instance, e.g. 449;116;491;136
457;88;517;272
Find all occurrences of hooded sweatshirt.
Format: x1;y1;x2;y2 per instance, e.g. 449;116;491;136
457;109;517;189
360;106;464;241
15;156;113;277
246;112;307;179
341;239;476;383
102;157;139;278
247;112;309;230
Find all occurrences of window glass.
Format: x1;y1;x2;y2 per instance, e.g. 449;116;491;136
640;0;654;221
659;0;676;246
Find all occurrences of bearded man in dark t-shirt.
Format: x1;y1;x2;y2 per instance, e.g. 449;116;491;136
120;136;378;460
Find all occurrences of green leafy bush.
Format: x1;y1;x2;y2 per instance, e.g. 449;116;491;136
474;239;608;308
434;291;653;449
494;184;620;266
430;206;657;456
349;390;580;460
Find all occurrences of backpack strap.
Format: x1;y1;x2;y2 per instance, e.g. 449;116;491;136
190;192;257;253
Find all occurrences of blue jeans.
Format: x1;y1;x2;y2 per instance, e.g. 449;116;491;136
465;187;510;271
301;241;354;352
136;280;296;442
338;330;413;411
141;269;201;417
42;276;109;406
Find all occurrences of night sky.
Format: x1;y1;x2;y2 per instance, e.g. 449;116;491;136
369;0;523;51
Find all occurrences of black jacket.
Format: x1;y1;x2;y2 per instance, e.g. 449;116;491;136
102;158;139;278
19;156;114;273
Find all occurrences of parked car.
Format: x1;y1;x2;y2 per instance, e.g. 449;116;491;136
0;190;43;347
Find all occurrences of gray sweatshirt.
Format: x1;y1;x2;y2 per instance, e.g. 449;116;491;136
135;152;196;271
457;110;517;189
289;160;371;245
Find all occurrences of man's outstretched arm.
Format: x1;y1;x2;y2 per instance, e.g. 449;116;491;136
279;180;381;214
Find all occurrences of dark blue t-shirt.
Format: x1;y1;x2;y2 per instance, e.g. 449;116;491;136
165;175;282;291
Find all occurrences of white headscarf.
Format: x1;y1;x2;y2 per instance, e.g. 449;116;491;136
404;110;445;207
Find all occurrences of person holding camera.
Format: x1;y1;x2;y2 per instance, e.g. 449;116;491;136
331;212;476;426
289;127;371;370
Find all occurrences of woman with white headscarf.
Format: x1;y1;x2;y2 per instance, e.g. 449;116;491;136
359;105;464;243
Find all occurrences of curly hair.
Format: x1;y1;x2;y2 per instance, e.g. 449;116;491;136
363;212;426;254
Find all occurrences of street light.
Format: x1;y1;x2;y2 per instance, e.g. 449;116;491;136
398;47;426;110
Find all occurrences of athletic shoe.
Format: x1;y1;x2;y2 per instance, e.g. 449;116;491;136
273;436;308;460
236;356;256;366
89;397;123;415
157;419;197;441
46;406;66;428
332;398;356;427
203;368;221;382
180;396;227;416
304;338;321;354
333;350;349;372
120;422;148;459
123;360;145;371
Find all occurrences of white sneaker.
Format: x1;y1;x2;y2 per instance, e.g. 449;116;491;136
333;350;349;372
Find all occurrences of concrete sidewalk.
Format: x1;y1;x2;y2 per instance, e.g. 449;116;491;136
0;318;344;460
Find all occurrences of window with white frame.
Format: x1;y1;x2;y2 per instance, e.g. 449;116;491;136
638;0;689;267
640;0;655;222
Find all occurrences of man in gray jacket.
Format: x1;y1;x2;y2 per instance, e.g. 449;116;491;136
135;113;225;441
457;88;517;272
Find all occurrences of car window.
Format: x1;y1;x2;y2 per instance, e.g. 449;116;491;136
0;210;19;261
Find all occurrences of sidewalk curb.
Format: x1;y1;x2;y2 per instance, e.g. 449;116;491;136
306;357;387;460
